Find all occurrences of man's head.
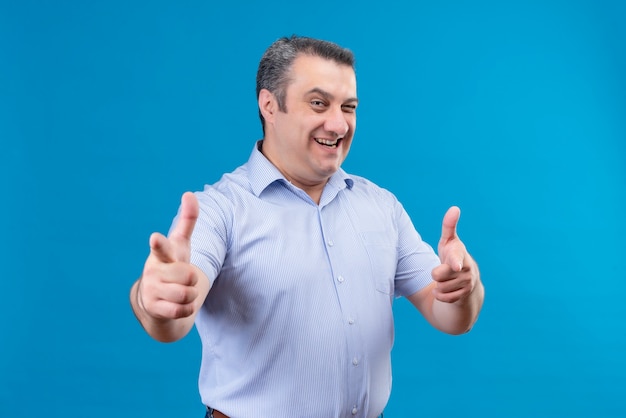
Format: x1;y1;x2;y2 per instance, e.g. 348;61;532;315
256;36;358;201
256;36;355;133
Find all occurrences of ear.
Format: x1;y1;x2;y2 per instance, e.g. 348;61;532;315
258;89;277;124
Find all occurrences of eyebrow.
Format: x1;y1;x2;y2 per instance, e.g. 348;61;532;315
305;87;359;104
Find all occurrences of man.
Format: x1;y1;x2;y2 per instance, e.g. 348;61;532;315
130;35;484;418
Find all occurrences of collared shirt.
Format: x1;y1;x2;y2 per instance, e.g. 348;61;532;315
180;141;440;418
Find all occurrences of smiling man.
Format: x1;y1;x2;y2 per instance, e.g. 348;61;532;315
259;53;358;204
130;35;484;418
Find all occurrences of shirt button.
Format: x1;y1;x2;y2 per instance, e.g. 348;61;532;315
352;357;359;366
327;240;334;247
352;406;358;415
348;318;354;325
337;275;344;283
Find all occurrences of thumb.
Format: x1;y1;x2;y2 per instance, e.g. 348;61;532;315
438;206;464;271
169;192;199;261
439;206;460;245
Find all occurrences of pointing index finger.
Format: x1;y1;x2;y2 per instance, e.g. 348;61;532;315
149;232;175;263
446;247;465;272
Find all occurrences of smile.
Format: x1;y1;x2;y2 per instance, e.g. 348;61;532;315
314;138;341;148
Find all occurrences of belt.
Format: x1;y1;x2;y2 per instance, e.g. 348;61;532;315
206;406;382;418
206;407;228;418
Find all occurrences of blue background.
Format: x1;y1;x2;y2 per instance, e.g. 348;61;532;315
1;0;625;417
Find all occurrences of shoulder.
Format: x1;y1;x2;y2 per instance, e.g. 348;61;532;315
196;164;251;206
347;174;400;207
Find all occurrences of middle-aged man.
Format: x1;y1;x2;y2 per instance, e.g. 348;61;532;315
130;35;485;418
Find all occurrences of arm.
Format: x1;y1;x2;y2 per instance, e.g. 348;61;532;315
407;206;484;335
129;192;211;342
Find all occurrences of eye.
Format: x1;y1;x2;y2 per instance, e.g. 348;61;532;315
341;104;357;113
310;99;326;108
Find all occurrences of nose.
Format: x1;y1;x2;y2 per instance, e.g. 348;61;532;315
324;106;350;138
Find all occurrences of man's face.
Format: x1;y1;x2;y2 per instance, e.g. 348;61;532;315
262;54;358;190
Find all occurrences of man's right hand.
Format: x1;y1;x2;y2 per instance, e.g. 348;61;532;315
132;192;209;341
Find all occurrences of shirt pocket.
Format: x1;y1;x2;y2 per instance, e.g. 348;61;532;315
361;231;397;295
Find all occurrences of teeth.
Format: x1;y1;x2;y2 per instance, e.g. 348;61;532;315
315;138;339;147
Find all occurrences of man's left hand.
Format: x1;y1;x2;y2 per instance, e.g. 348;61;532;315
431;206;478;304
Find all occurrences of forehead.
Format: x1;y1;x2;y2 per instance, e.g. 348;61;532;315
286;54;357;98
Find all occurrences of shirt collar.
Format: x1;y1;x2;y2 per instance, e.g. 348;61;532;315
247;140;354;197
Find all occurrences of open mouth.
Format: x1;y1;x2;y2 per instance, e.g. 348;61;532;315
314;138;342;148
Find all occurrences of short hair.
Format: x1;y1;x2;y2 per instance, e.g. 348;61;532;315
256;35;355;133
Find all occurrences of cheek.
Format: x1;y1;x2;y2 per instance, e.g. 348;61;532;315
347;118;356;136
345;121;357;143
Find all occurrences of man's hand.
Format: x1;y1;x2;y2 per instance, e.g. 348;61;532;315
136;192;202;321
431;206;478;304
406;207;484;334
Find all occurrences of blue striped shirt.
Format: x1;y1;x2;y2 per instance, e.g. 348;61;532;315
180;141;440;418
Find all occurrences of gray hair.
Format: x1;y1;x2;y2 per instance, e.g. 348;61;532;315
256;35;355;133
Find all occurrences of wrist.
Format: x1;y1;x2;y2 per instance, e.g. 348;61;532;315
131;279;148;321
